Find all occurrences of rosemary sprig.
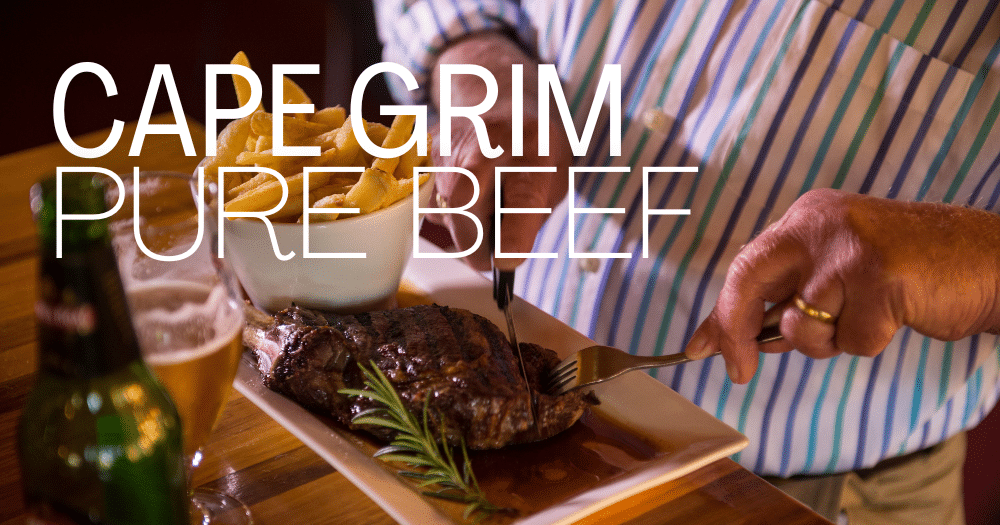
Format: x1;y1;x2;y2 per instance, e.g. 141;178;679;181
339;362;513;523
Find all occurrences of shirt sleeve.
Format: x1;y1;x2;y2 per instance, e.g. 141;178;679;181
373;0;537;105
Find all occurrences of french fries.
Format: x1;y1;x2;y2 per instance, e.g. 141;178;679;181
230;51;262;112
210;52;430;223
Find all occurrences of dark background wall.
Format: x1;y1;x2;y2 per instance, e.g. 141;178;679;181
0;1;391;157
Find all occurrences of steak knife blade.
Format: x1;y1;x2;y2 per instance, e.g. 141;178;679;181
492;265;538;431
490;200;538;431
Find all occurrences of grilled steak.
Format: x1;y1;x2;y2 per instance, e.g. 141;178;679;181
243;303;593;449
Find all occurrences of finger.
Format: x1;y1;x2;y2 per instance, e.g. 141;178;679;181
424;186;446;226
435;169;494;270
495;212;546;270
424;125;449;226
686;312;756;383
713;300;765;384
494;171;559;271
713;310;758;384
429;122;502;269
712;235;804;382
834;292;897;357
687;301;760;384
684;321;717;359
758;299;795;354
781;287;841;359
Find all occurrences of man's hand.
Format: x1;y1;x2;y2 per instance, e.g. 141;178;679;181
684;188;1000;383
428;32;573;271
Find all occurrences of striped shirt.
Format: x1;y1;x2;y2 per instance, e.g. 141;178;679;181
375;0;1000;477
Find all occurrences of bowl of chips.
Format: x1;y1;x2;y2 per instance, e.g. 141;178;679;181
219;172;433;313
203;52;434;312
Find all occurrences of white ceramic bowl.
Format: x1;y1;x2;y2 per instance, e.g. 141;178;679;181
222;177;433;313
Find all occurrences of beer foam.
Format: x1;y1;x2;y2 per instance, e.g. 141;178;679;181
112;223;211;287
130;281;243;365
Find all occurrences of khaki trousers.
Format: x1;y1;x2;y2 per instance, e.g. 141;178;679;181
765;432;966;525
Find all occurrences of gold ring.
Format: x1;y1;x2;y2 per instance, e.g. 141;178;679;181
793;294;837;324
435;193;447;209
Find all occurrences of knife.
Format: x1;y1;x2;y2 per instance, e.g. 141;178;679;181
491;210;538;431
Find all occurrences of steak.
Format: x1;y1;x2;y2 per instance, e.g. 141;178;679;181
243;303;593;449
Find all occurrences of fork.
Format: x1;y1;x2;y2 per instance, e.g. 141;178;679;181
545;324;783;395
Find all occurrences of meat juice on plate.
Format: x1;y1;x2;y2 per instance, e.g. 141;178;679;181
128;282;244;459
340;407;667;523
470;410;667;516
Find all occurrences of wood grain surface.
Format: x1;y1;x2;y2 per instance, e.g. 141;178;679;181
0;115;830;525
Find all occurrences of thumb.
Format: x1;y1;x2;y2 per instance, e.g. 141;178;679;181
495;212;546;271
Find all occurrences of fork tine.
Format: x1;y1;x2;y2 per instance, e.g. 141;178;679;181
546;369;577;393
546;340;740;395
543;371;560;393
547;373;577;396
545;368;579;395
543;360;576;391
548;364;577;385
545;358;578;390
550;357;578;378
549;361;577;382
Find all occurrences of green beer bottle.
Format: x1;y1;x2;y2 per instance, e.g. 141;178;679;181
18;173;189;524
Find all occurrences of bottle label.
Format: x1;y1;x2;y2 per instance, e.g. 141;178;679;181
34;300;96;335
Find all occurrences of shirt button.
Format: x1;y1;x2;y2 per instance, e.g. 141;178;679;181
578;257;601;273
643;107;670;133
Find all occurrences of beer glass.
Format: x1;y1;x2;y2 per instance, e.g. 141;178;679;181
110;171;250;525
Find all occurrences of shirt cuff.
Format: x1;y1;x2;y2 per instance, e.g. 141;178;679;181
378;0;536;105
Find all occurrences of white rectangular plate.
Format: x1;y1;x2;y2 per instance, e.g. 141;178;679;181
234;238;748;525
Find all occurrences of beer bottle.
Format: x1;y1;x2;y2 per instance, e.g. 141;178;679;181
18;173;189;524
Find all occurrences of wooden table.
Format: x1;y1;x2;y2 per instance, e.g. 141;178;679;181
0;115;830;525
